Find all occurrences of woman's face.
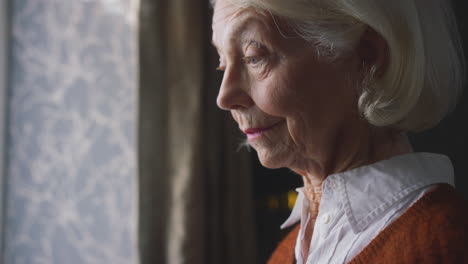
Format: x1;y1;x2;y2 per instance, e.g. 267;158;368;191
212;0;362;172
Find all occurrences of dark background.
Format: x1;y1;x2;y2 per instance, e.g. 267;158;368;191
410;0;468;200
251;1;468;263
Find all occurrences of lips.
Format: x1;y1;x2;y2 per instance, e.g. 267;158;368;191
242;121;283;140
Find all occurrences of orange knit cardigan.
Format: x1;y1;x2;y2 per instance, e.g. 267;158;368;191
268;184;468;264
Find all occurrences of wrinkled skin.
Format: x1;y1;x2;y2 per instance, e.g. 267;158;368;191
212;0;412;257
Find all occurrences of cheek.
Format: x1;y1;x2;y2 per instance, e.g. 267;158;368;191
254;64;357;144
251;74;304;118
251;86;314;130
251;54;359;128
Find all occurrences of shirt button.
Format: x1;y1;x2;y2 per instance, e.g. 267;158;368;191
321;213;331;224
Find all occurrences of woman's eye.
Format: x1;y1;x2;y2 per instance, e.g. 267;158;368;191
243;56;263;65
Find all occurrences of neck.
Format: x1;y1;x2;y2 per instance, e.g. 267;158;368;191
292;122;413;258
296;124;413;213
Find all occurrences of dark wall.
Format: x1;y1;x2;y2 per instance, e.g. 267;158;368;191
411;0;468;199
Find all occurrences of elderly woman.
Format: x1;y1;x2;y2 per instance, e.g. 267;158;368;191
211;0;467;263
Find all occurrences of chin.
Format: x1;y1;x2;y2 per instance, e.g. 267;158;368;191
255;148;292;169
251;131;297;169
258;158;281;169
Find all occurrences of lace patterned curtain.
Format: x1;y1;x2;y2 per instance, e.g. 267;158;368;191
0;0;7;258
3;0;139;263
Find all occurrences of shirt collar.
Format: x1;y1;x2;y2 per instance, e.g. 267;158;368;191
281;188;304;229
281;153;454;232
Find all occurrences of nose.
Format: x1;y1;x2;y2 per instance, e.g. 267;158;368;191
216;67;254;110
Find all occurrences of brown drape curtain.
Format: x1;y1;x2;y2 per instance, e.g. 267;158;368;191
138;1;256;263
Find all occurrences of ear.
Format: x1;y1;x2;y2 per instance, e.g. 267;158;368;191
356;27;389;78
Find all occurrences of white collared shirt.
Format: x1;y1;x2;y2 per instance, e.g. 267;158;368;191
281;153;455;264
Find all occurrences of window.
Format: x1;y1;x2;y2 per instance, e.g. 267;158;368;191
0;0;8;260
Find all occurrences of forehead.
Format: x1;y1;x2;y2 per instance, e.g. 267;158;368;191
211;0;273;48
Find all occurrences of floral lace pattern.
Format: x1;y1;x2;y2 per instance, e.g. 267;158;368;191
4;0;138;263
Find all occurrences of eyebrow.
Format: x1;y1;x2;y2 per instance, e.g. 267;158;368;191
212;16;269;52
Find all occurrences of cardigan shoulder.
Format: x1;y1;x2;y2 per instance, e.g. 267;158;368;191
350;184;468;264
267;224;300;264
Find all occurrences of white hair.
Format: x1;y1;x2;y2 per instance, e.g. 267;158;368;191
212;0;465;132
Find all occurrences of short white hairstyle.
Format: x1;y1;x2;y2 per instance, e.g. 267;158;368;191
212;0;465;132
